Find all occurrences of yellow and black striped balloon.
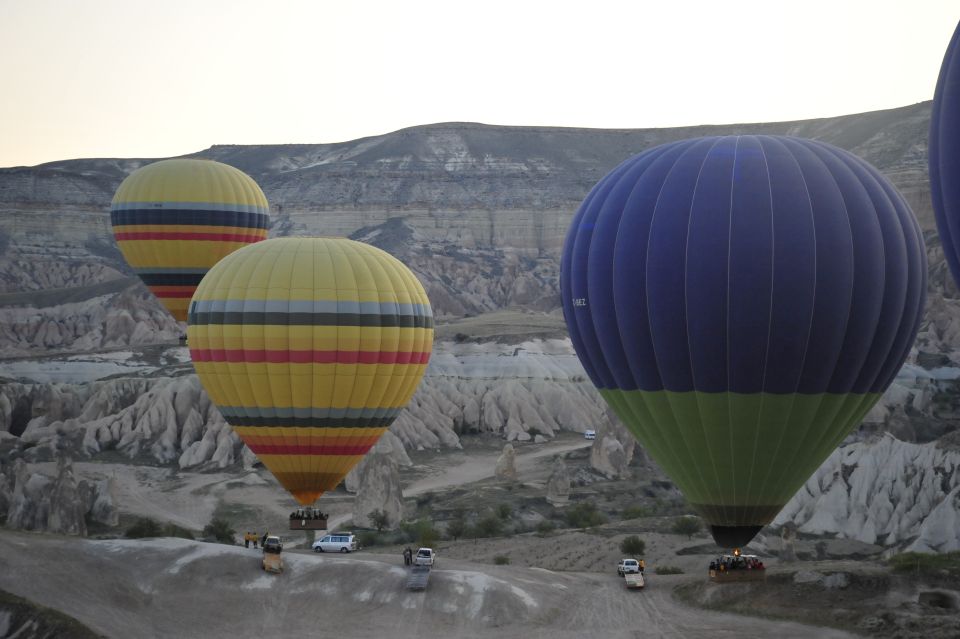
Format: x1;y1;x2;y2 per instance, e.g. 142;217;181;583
110;159;270;322
187;237;433;504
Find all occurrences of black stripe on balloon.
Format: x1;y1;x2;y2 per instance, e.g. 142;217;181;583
189;310;435;329
224;416;398;428
139;273;206;286
111;209;269;229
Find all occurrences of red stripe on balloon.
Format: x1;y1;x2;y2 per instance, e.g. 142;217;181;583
191;349;431;364
151;288;195;298
115;231;266;242
247;444;375;456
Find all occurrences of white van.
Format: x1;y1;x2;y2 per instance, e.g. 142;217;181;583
584;429;597;440
312;532;358;553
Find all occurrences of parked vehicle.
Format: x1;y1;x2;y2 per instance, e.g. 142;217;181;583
414;547;436;567
617;558;640;576
584;429;596;440
312;532;358;553
624;572;645;589
262;535;283;573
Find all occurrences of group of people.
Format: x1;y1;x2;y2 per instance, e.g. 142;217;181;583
710;555;764;572
289;509;327;520
243;531;269;548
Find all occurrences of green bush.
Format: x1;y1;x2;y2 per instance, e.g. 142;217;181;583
357;531;379;548
125;518;162;538
162;523;195;540
535;519;556;536
496;503;513;520
446;518;467;541
202;518;237;544
472;513;504;538
369;509;390;533
401;519;439;547
619;535;646;556
621;506;650;520
655;565;684;575
494;555;510;565
671;516;702;539
888;551;960;577
565;502;607;529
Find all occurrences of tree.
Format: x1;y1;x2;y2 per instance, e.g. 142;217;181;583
203;517;237;544
565;502;607;529
496;503;513;520
125;518;161;538
473;513;503;538
671;516;702;539
446;517;467;541
369;509;390;533
620;535;646;556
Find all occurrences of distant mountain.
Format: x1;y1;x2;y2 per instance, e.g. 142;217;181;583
0;102;939;333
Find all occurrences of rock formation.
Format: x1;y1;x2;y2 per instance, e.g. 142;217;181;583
545;457;571;505
495;444;517;481
350;452;403;530
589;409;635;479
774;434;960;550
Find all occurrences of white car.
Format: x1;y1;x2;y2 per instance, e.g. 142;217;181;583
617;558;641;576
312;533;357;553
414;547;436;567
584;429;596;440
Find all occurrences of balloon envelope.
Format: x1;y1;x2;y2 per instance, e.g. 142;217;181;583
561;135;926;547
931;20;960;288
111;159;270;321
187;237;433;504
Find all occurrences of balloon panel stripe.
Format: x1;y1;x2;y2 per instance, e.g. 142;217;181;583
150;287;195;298
115;231;266;243
188;310;434;329
221;415;399;428
191;348;431;365
247;443;376;456
111;209;269;228
138;273;206;286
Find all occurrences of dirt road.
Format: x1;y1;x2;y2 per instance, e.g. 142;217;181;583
0;531;852;639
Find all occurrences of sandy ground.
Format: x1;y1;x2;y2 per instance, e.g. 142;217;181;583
0;531;854;639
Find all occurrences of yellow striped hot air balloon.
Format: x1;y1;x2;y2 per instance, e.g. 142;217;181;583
187;237;433;504
110;159;270;322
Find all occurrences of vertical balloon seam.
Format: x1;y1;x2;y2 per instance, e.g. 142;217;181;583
780;143;890;489
292;238;310;497
382;250;425;426
740;137;774;512
931;25;960;284
341;241;370;483
604;153;697;492
835;147;909;393
681;136;733;522
612;144;701;492
642;141;713;510
670;140;732;510
335;240;360;488
609;146;703;499
764;138;857;502
748;137;817;508
725;136;742;513
877;175;927;391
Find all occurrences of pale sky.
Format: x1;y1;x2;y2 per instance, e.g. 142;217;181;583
1;0;958;168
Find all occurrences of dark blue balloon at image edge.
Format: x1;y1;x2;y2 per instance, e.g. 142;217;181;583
560;135;927;549
931;20;960;287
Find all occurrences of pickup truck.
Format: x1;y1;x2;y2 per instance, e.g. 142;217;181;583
624;572;645;589
617;558;641;576
262;535;283;573
414;547;436;567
